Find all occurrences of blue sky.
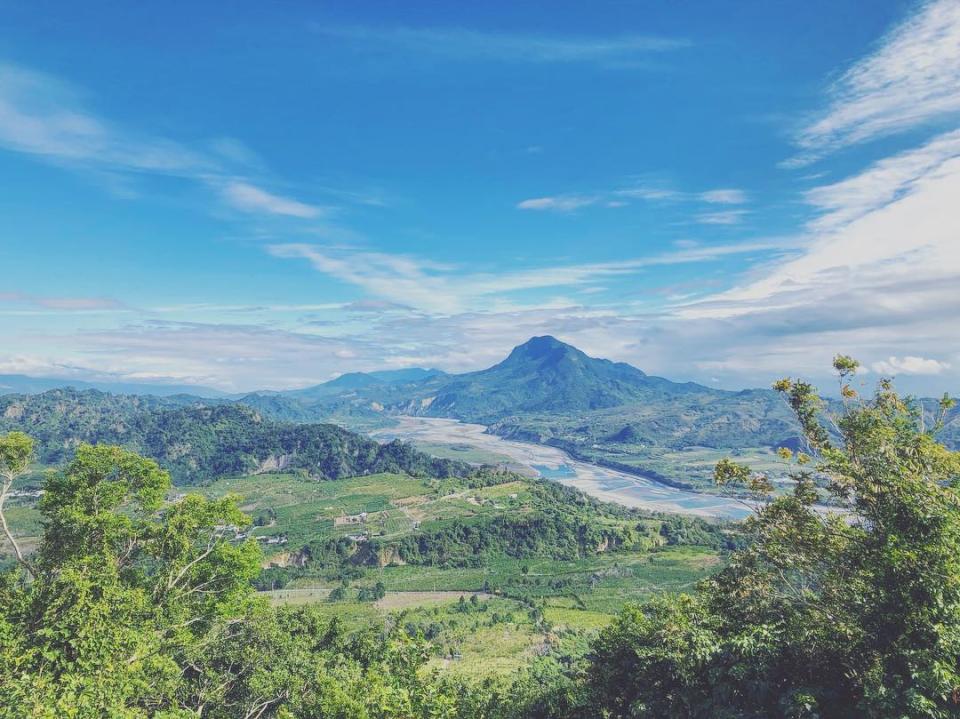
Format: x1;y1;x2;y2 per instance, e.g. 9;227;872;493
1;0;958;393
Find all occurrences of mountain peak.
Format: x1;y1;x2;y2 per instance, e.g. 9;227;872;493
505;336;577;362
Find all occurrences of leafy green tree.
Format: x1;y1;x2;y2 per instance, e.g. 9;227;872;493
0;441;261;717
0;431;34;571
588;361;960;718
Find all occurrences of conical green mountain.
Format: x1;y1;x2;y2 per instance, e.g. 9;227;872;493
420;336;713;421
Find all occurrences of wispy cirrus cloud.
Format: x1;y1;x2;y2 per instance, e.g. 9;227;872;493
654;0;960;391
0;291;128;315
267;239;791;314
614;186;681;202
313;25;689;65
789;0;960;165
700;188;748;204
696;209;749;225
681;0;960;367
517;184;749;213
516;195;597;212
680;129;960;322
667;126;960;394
804;128;960;231
220;181;325;219
0;63;212;176
0;62;324;219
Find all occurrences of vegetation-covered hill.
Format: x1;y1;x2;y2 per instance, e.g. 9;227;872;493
0;372;226;397
2;359;958;717
412;335;706;420
288;367;446;400
0;388;465;484
249;337;959;490
248;337;810;488
4;339;957;491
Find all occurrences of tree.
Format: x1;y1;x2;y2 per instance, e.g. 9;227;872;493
0;442;262;716
0;431;35;572
588;361;960;718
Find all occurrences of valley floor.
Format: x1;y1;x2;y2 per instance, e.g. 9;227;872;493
372;417;753;519
260;545;720;680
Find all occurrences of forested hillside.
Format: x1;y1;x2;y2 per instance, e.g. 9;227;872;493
5;341;957;494
0;389;465;484
263;337;804;449
1;360;957;717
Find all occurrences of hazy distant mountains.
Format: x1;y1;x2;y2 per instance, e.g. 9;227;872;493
3;337;956;489
401;336;718;422
0;389;464;484
287;367;446;400
243;336;802;451
0;374;227;398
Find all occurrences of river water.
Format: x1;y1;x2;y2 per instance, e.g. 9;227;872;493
372;417;752;520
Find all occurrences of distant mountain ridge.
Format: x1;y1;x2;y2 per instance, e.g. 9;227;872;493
0;388;466;484
0;374;227;398
408;336;717;422
4;339;956;486
287;367;446;400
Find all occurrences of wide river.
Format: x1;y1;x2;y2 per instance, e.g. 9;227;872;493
372;417;752;520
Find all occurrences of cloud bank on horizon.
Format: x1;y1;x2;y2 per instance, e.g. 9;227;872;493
0;0;958;394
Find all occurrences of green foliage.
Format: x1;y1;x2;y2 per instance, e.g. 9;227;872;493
0;439;491;717
0;389;467;484
0;442;263;716
658;515;741;550
0;432;733;717
357;581;386;602
266;471;729;586
584;364;960;718
0;431;35;569
0;431;33;478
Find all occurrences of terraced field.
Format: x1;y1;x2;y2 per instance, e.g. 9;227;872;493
3;466;731;680
261;544;720;678
201;472;551;553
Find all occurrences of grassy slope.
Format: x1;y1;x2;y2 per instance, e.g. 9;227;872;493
3;468;727;679
203;471;725;679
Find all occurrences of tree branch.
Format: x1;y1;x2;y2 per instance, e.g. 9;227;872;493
0;471;36;578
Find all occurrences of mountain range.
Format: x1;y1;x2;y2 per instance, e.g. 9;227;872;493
0;374;227;398
246;336;802;450
3;337;957;488
0;390;465;485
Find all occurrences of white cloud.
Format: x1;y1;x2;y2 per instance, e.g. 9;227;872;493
791;0;960;163
661;1;959;392
0;63;210;175
652;126;960;395
614;186;681;201
872;356;951;375
268;240;789;314
314;25;689;64
521;185;751;213
148;302;345;314
682;128;960;322
0;291;128;314
221;181;323;218
700;188;748;204
32;321;371;390
0;62;328;221
696;209;748;225
516;195;597;212
804;128;960;231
